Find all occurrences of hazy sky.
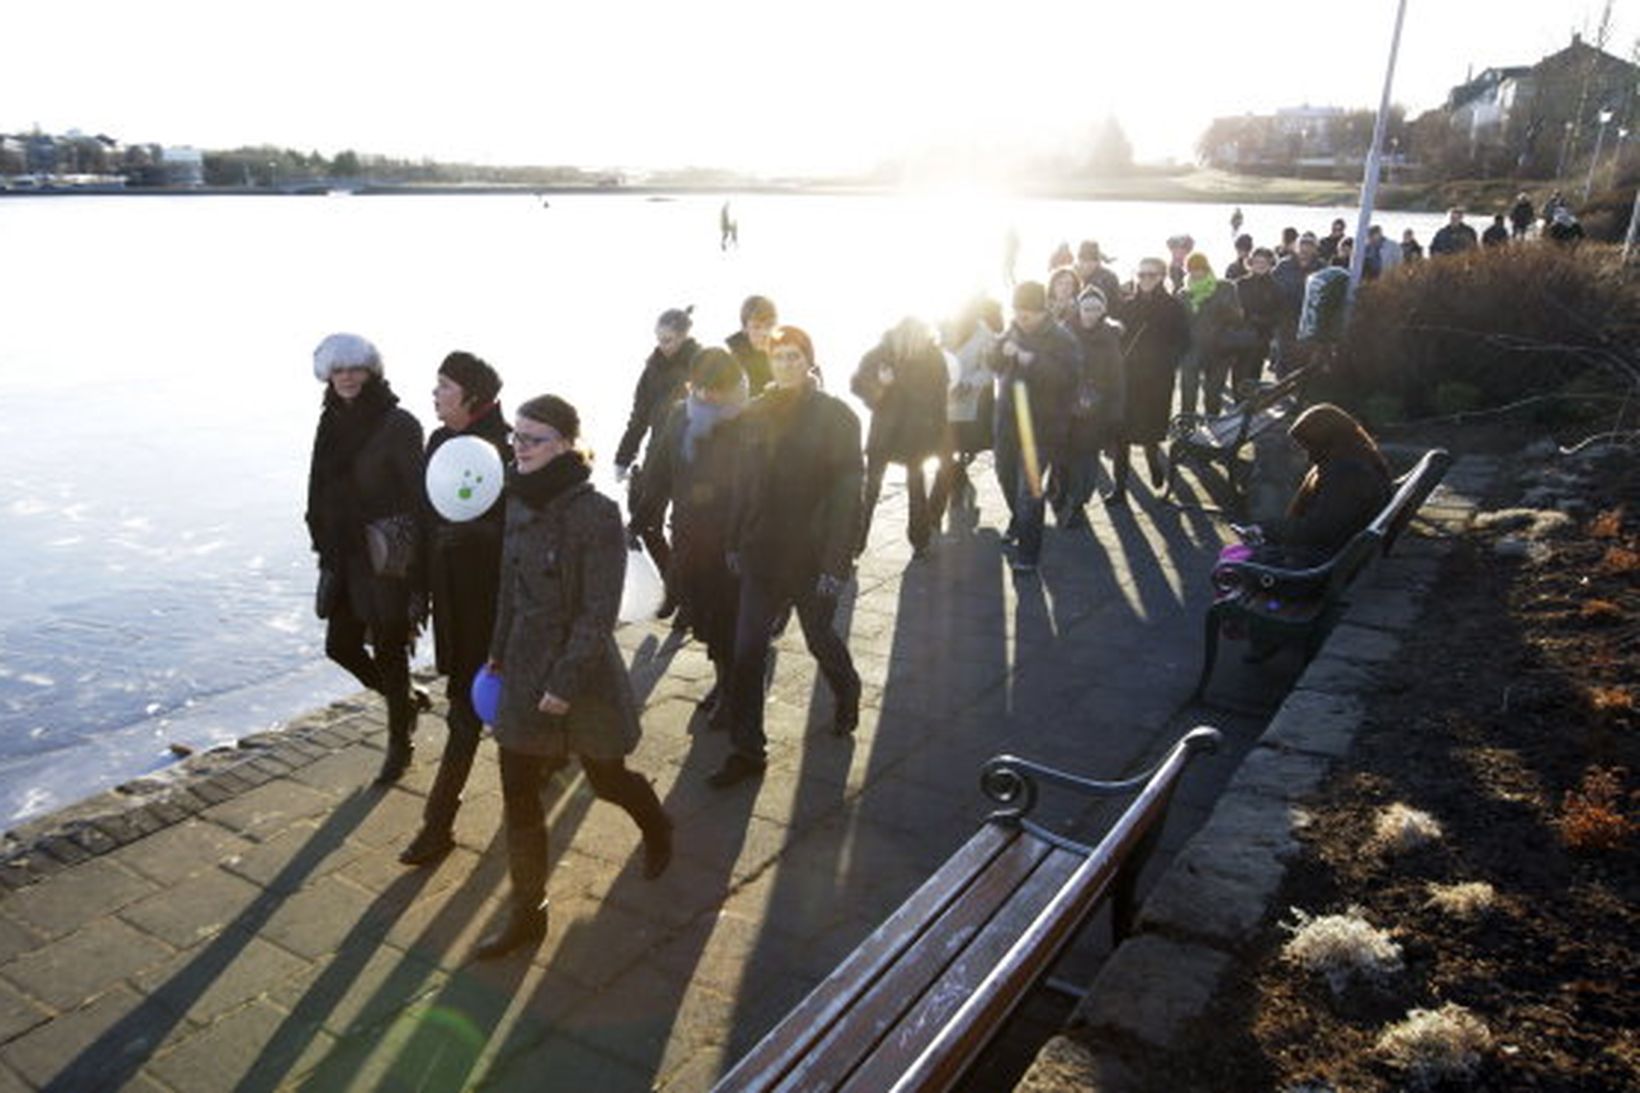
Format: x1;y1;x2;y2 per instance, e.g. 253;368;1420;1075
6;0;1633;173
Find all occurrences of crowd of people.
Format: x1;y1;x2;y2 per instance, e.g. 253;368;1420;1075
301;190;1589;959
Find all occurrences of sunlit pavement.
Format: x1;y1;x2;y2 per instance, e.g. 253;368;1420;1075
0;454;1285;1091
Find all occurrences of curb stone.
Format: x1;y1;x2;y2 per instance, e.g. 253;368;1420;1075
1017;453;1490;1092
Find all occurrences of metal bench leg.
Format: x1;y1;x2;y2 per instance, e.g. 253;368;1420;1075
1191;606;1223;703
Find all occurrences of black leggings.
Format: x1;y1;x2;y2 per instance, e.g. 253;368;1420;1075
324;595;412;727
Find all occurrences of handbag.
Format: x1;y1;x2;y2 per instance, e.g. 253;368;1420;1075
365;514;418;579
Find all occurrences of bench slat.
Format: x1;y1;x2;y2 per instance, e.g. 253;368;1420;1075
770;831;1058;1093
712;822;1024;1093
835;847;1087;1093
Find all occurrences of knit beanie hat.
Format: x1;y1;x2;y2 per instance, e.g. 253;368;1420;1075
313;333;383;382
1186;253;1212;274
1077;285;1108;306
438;350;502;408
657;305;694;333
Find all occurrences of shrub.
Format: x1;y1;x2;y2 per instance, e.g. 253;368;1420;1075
1368;802;1444;855
1424;881;1497;919
1557;767;1634;852
1280;906;1404;993
1333;245;1639;422
1376;1004;1492;1089
1432;380;1483;416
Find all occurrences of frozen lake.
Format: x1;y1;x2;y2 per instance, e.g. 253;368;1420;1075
0;190;1449;822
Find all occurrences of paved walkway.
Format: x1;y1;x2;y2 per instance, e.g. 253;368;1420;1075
0;455;1277;1092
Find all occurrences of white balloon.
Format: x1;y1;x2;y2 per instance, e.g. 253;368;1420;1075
425;435;504;522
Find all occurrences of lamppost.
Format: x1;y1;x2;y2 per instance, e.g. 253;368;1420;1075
1584;108;1614;202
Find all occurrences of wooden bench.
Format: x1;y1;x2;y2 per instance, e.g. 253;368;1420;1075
1164;366;1312;507
710;727;1222;1093
1192;448;1452;702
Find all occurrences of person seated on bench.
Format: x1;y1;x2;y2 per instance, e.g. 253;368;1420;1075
1222;403;1391;572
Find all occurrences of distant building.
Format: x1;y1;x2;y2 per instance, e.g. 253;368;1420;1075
1421;33;1639;177
161;147;205;187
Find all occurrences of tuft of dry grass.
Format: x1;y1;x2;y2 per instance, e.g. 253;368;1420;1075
1368;802;1445;855
1280;907;1403;994
1579;598;1624;622
1376;1003;1492;1089
1589;686;1635;714
1589;508;1624;539
1600;544;1640;574
1424;881;1498;919
1557;767;1634;852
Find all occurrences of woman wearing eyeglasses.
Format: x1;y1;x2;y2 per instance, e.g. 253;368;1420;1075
1109;258;1191;505
476;395;674;959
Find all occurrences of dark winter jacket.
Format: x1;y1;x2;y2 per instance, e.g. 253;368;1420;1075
850;338;949;462
729;381;862;594
1481;221;1510;248
489;455;640;760
424;403;511;679
305;377;425;624
1271;254;1323;321
726;331;774;396
614;338;699;469
1115;286;1191;444
1177;278;1244;360
1429;221;1478;256
1509;199;1535;234
1235;272;1283;340
1261;453;1392;566
631;398;743;659
1070;317;1125;437
990;318;1082;464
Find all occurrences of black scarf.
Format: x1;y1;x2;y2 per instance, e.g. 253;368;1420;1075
506;449;592;510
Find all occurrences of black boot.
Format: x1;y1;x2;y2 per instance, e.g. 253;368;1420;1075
473;825;549;960
398;747;472;865
373;704;415;786
1104;448;1130;507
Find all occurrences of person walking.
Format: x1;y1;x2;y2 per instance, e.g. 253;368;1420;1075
851;317;950;557
1109;258;1190;505
305;333;427;786
1061;285;1124;529
1233;246;1282;389
1509;193;1535;240
1271;231;1323;378
629;349;749;729
615;306;701;618
991;280;1080;570
712;327;863;788
930;296;1002;530
727;295;778;395
477;394;673;959
399;352;511;865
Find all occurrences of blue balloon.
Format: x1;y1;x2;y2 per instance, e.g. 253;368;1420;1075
470;664;502;726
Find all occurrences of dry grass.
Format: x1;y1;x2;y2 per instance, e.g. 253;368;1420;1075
1558;767;1635;852
1424;881;1498;919
1589;508;1624;539
1280;907;1404;994
1600;544;1640;574
1589;686;1635;713
1368;802;1445;855
1579;598;1624;622
1376;1003;1492;1089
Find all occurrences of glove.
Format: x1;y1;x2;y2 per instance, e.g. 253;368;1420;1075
614;463;632;484
815;573;847;600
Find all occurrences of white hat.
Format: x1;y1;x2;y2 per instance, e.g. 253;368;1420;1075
313;332;383;382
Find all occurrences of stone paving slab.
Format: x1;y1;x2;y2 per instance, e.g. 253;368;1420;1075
0;455;1268;1091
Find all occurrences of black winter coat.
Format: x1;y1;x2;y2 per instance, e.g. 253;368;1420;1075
1116;286;1190;444
424;404;511;679
1429;222;1478;255
1235;272;1283;340
1070;318;1125;443
615;338;699;468
632;399;743;660
850;339;949;462
726;331;773;396
729;382;862;594
305;378;425;625
991;319;1081;463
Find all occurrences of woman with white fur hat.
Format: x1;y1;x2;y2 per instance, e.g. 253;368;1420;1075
305;333;427;785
